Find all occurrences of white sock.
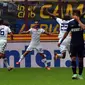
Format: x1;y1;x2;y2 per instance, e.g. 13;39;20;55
42;58;48;67
18;55;24;62
3;58;9;68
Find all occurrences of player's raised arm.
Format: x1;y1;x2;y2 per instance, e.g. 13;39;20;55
80;12;85;18
46;8;56;20
78;20;85;30
75;16;85;30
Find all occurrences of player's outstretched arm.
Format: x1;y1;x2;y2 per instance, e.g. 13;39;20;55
46;8;56;20
58;32;69;47
44;31;52;35
19;30;30;34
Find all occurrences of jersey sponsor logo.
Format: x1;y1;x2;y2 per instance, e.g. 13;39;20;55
71;28;81;32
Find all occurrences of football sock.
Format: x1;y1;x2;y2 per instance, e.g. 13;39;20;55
79;60;83;75
71;60;77;74
3;58;9;68
18;55;24;62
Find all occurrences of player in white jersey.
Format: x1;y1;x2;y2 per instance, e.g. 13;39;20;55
16;21;51;70
0;19;13;71
46;9;74;59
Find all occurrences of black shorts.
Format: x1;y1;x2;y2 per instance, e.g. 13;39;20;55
70;44;84;57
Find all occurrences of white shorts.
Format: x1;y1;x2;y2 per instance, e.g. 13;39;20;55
26;43;43;53
0;40;7;54
59;37;71;53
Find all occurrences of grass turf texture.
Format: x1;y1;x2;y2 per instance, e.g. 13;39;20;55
0;68;85;85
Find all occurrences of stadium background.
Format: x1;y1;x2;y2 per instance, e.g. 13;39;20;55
0;0;85;68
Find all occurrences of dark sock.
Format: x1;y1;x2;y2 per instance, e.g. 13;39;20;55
79;60;83;75
71;61;77;74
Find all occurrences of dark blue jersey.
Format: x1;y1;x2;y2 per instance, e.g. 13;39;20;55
67;20;84;45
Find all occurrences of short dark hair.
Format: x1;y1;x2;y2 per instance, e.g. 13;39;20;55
63;14;71;20
73;10;81;17
34;21;39;24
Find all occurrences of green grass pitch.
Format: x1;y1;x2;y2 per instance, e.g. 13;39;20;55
0;68;85;85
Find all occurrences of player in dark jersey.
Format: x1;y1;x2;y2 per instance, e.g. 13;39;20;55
58;10;84;79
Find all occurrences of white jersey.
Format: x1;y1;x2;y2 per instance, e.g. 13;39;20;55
29;28;45;46
56;18;74;39
0;25;11;41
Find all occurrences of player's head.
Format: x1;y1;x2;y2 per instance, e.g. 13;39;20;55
63;14;71;20
3;20;10;26
34;21;39;25
34;21;40;28
0;19;4;25
73;10;81;17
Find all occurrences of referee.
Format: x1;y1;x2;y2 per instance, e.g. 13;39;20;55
58;10;84;79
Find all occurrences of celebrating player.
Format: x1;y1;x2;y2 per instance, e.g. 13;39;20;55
16;21;51;70
46;9;74;60
0;19;13;71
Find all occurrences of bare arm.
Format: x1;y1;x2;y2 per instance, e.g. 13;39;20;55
80;12;85;18
58;32;69;46
78;20;85;30
44;31;52;35
75;17;85;30
9;32;13;40
46;9;56;20
19;30;30;34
